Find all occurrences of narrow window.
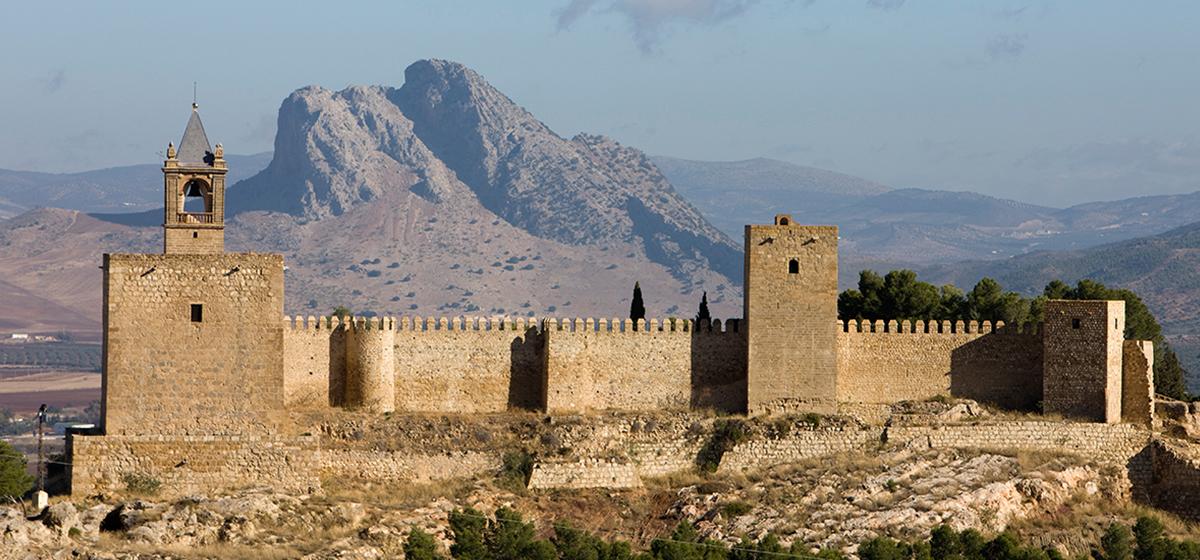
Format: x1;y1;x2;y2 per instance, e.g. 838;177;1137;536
788;259;799;274
192;231;198;238
190;304;203;323
1115;318;1120;331
1072;318;1081;329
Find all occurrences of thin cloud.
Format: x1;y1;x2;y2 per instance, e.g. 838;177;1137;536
555;0;777;54
42;69;66;94
996;5;1029;19
866;0;905;11
986;33;1027;60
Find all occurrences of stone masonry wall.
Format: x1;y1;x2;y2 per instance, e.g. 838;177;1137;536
544;318;744;413
1043;300;1125;423
837;320;1044;410
394;317;545;413
102;253;286;436
283;316;346;408
1122;340;1155;426
744;221;840;415
1149;440;1200;520
528;460;642;490
68;434;320;498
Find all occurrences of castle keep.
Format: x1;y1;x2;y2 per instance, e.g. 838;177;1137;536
67;108;1158;497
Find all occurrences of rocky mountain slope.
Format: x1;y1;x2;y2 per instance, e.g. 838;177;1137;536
235;59;740;283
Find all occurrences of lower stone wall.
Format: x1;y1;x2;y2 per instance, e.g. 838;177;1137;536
528;460;641;489
884;421;1149;461
68;434;321;498
721;427;882;472
837;324;1044;410
320;449;498;482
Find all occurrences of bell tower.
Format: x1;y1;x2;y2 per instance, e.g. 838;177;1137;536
163;103;226;254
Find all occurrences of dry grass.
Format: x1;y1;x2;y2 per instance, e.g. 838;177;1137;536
319;476;473;509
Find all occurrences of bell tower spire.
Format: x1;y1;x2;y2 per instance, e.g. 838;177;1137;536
163;103;226;254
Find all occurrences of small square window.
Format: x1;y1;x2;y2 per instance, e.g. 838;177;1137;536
190;304;203;323
788;259;799;274
192;232;198;238
1072;318;1081;329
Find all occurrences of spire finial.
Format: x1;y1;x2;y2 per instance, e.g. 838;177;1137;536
192;81;197;110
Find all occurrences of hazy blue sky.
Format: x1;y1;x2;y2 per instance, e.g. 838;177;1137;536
1;0;1197;206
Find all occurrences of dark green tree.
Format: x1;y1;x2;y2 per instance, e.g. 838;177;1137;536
696;292;712;325
1133;516;1166;560
404;527;445;560
630;282;646;331
485;507;555;560
882;270;940;320
0;440;32;500
332;305;352;319
1101;522;1134;560
857;537;909;560
929;525;960;558
449;508;488;560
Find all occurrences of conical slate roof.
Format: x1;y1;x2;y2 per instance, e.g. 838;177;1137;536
177;105;213;165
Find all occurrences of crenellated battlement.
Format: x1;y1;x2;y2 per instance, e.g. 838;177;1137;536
543;317;741;334
282;315;744;334
839;319;1043;336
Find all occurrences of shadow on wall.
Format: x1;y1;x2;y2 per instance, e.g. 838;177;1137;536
508;327;546;410
690;319;747;414
948;329;1043;411
328;326;347;407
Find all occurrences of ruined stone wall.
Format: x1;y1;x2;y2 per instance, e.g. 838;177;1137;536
720;426;882;473
394;317;545;413
836;320;1044;410
102;253;285;436
528;460;641;489
319;449;498;482
1149;440;1200;519
544;318;745;414
1122;340;1155;426
68;434;320;498
744;221;840;414
1043;300;1125;423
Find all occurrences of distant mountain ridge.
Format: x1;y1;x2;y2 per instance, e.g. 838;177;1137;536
0;153;271;218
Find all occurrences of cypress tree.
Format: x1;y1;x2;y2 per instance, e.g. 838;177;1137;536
630;282;646;330
696;291;712;324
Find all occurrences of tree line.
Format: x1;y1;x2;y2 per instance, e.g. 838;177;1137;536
401;506;1200;560
838;270;1190;400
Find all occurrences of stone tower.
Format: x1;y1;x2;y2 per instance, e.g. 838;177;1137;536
162;103;226;254
744;214;839;415
100;105;286;436
1042;300;1125;423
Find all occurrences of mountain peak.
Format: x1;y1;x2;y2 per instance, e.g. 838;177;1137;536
232;59;740;284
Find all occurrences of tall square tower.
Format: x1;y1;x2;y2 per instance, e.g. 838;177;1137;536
744;215;839;414
1042;300;1125;423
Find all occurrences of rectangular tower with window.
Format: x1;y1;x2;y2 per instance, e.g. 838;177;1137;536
744;215;840;414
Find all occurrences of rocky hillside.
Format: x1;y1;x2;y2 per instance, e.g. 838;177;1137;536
235;59;740;283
